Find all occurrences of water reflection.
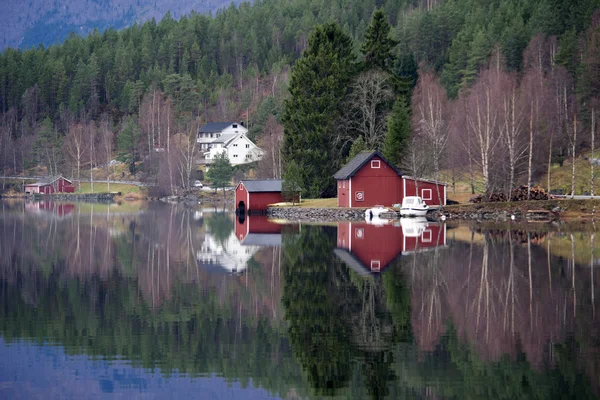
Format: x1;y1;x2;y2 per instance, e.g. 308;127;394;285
0;200;598;399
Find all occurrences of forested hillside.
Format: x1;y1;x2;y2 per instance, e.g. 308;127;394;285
0;0;246;51
0;0;599;197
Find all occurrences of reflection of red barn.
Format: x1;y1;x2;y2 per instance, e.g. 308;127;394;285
334;151;446;208
24;175;75;194
235;180;284;214
235;215;284;245
335;220;446;275
25;201;75;218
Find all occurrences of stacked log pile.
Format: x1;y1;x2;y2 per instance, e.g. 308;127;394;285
469;186;549;203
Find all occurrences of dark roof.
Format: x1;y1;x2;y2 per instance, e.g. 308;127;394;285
28;175;72;186
333;150;404;180
240;179;282;192
199;122;238;133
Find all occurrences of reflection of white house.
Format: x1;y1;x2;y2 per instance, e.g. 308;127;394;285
197;122;264;165
196;230;261;274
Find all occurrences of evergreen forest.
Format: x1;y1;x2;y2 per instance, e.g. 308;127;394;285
0;0;599;197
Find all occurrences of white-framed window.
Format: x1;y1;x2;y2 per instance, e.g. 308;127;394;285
371;160;381;168
421;230;432;243
342;180;345;189
233;143;238;147
246;144;250;148
355;191;364;202
355;228;364;239
233;154;238;158
421;188;432;200
233;124;238;128
371;260;381;271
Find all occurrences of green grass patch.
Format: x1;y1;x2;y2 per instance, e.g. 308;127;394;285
75;182;144;194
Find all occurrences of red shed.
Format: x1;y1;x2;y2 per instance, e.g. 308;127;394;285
235;179;284;214
335;220;447;275
334;151;446;207
24;175;75;194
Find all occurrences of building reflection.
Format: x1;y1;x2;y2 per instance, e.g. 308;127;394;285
335;218;447;275
24;200;75;218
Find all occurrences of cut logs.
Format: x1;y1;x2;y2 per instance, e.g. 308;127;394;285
469;186;549;203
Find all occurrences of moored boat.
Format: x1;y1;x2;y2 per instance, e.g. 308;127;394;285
400;196;428;217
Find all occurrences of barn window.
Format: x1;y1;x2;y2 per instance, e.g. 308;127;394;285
370;260;381;271
422;229;432;243
371;160;381;168
421;188;432;200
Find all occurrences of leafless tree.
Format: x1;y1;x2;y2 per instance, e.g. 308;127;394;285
463;67;502;194
256;115;283;178
64;122;89;191
337;70;394;151
413;71;449;203
498;71;526;195
100;115;113;193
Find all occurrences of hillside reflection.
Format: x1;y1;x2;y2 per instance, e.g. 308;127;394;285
0;201;598;399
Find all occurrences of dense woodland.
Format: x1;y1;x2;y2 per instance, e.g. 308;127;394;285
0;0;599;197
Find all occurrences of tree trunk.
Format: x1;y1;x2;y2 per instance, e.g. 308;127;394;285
592;109;596;197
571;113;577;198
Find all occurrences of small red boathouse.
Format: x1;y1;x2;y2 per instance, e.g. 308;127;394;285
235;179;284;214
24;175;75;194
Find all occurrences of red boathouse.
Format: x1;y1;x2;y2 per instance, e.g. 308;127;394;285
235;179;284;214
24;175;75;194
334;151;446;207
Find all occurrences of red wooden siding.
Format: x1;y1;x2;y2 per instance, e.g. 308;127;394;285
235;183;284;213
343;155;404;207
337;179;350;207
403;178;445;206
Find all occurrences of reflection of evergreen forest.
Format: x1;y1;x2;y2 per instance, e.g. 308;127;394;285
1;201;599;398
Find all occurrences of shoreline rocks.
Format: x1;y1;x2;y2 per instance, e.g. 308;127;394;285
267;207;366;222
29;193;116;203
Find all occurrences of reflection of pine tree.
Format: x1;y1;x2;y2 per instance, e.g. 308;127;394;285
282;226;353;394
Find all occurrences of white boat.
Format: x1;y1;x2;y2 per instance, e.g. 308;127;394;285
400;196;429;217
365;205;390;221
400;217;428;237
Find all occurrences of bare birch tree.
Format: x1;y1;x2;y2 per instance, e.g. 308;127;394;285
64;123;88;191
413;71;449;203
464;68;501;194
100;115;113;193
337;70;394;151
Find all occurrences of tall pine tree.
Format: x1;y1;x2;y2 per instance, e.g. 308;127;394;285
282;23;356;198
382;97;410;168
360;9;398;72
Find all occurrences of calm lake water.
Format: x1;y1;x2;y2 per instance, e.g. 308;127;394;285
0;200;598;399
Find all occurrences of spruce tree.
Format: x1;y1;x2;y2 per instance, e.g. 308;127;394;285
360;9;398;71
382;97;410;168
206;152;234;198
282;23;356;198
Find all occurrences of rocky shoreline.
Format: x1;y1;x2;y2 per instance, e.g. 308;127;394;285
267;206;367;222
28;193;117;203
267;204;564;222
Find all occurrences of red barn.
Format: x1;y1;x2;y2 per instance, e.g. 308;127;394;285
24;175;75;194
334;151;446;207
335;220;447;275
235;179;284;214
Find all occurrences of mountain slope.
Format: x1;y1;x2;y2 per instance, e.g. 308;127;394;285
0;0;247;50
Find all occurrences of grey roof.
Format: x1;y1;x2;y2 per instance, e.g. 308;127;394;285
199;122;238;133
29;175;72;186
210;133;238;145
241;233;282;246
333;150;404;180
240;179;283;192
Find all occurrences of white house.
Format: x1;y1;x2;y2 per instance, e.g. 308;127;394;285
197;122;264;165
